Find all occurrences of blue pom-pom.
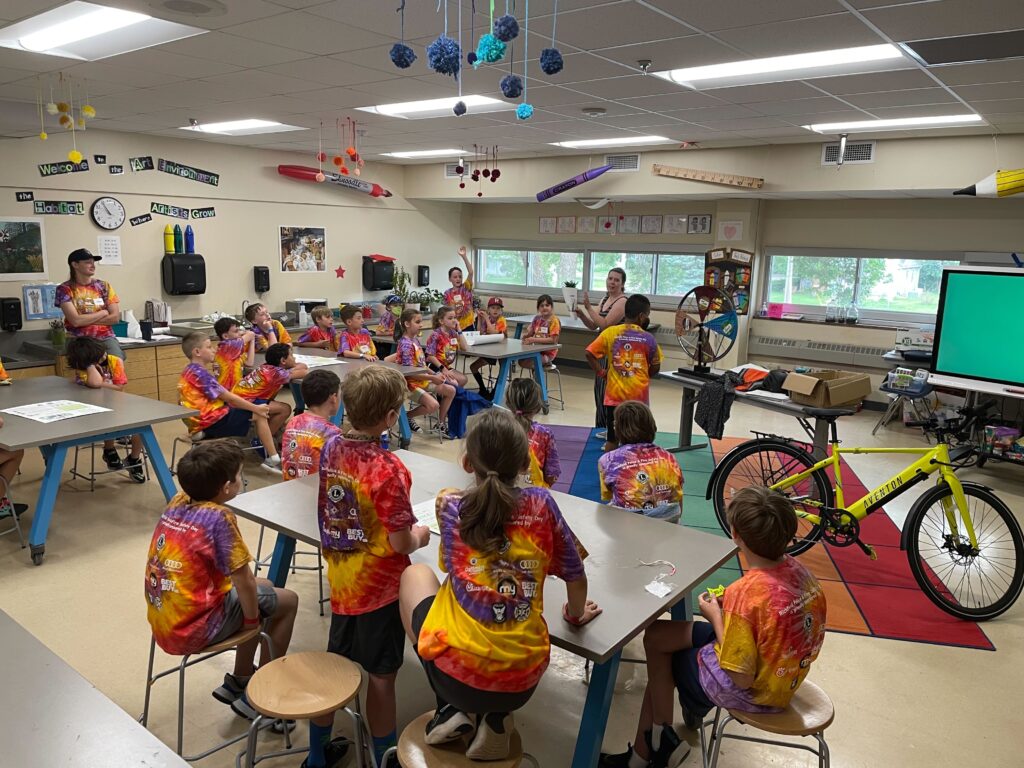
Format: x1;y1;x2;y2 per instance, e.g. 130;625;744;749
500;74;523;98
516;103;534;120
426;35;461;77
389;42;417;69
467;51;478;65
474;33;505;67
493;14;519;42
540;48;564;75
453;100;467;116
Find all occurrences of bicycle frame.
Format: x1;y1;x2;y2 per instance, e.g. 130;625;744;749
773;442;979;550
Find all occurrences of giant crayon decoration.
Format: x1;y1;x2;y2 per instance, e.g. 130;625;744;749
536;164;613;202
953;168;1024;198
278;165;392;198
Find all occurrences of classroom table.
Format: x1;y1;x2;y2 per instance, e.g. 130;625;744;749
0;609;190;766
226;452;736;768
0;376;194;565
458;338;561;409
509;313;591;339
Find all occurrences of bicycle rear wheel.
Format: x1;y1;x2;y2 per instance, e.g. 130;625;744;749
710;439;832;556
906;482;1024;621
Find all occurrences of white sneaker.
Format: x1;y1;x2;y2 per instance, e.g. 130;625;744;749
466;712;513;761
424;705;475;745
260;455;282;473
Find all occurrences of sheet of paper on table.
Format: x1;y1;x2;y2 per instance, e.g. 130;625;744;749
115;337;145;345
294;354;343;368
412;498;441;535
745;390;791;401
2;400;112;423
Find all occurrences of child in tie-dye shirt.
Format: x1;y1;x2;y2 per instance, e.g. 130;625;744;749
506;378;560;488
244;302;292;352
598;401;682;523
394;309;454;437
145;440;298;721
586;294;662;452
297;305;340;352
425;306;468;387
400;409;600;760
443;245;476;331
314;365;430;767
281;369;340;480
337;304;378;360
600;487;827;768
213;317;256;391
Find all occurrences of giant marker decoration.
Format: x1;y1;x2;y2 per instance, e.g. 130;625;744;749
954;168;1024;198
277;165;392;198
535;164;612;202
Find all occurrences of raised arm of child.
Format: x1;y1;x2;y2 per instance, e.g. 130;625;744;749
457;245;473;284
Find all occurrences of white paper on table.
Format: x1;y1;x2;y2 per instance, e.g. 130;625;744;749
150;334;177;341
744;390;791;401
115;337;145;345
2;400;112;424
463;332;504;347
412;498;441;535
293;354;343;369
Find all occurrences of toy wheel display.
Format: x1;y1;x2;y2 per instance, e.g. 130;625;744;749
674;286;738;372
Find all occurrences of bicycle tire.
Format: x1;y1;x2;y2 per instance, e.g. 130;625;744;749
711;438;832;557
906;482;1024;621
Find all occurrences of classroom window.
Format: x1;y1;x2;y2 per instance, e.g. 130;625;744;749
655;253;707;297
479;249;527;286
478;248;584;289
591;252;654;294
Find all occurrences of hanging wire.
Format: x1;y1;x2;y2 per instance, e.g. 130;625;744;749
551;0;558;43
522;0;528;102
458;0;463;97
397;0;407;42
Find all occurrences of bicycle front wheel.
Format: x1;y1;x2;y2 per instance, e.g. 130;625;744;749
710;439;832;556
906;483;1024;621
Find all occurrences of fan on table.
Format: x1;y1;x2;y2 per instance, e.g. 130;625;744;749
674;285;738;373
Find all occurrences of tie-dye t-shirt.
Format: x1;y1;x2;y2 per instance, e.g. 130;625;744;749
417;486;585;692
397;336;428;390
376;310;397;337
282;412;340;480
425;328;460;367
598;443;683;515
528;315;561;360
232;363;290;402
339;329;377;358
73;354;127;388
299;325;340;352
252;319;292;352
524;422;560;488
586;323;663;406
318;436;415;615
698;556;827;712
0;359;8;382
178;363;228;433
145;492;252;655
444;280;475;330
55;279;118;339
214;338;247;391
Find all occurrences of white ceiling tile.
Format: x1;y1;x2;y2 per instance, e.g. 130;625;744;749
267;0;337;8
224;12;393;55
754;96;864;116
954;82;1024;102
697;116;793;130
714;14;886;57
730;126;812;138
99;48;245;79
543;100;648;119
566;74;695;100
863;0;1024;41
308;0;455;38
0;48;68;73
645;0;844;32
845;87;957;108
526;53;636;85
259;57;394;88
512;84;598;107
968;97;1024;114
351;76;460;102
299;86;397;110
932;59;1024;86
553;4;694;49
810;68;937;95
778;109;870;125
590;113;691;128
61;60;191;88
616;90;728;112
661;104;765;122
160;31;311;66
331;44;430;77
0;66;38;85
703;80;823;104
592;35;739;71
867;103;978;119
144;0;288;31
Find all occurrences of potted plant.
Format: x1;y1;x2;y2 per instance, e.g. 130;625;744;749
48;318;66;349
392;266;413;306
428;288;445;313
562;280;579;311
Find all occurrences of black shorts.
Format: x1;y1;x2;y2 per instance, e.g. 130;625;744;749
670;621;717;720
604;405;618;442
204;408;253;439
411;597;535;714
328;602;405;676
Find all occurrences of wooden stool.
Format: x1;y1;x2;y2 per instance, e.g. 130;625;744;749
390;711;538;768
241;651;366;768
700;680;834;768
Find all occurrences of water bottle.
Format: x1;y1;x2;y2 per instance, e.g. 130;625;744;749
299;306;309;327
380;430;390;451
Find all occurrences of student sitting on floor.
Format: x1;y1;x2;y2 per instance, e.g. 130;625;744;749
281;369;341;480
145;440;298;725
311;365;430;768
506;378;560;489
0;416;26;521
245;302;291;352
65;336;146;483
425;305;469;388
337;304;378;361
232;343;308;442
599;486;827;768
297;305;340;352
598;401;683;524
213;317;256;392
400;408;601;761
177;332;281;473
394;308;454;437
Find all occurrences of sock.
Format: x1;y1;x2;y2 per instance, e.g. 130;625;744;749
372;731;397;766
306;720;333;767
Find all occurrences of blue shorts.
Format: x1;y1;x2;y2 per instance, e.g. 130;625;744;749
670;622;717;719
203;408;252;439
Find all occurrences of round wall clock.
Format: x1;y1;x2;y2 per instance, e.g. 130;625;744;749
90;196;126;230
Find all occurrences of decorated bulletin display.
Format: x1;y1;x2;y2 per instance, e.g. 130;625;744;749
704;247;753;315
536;212;714;237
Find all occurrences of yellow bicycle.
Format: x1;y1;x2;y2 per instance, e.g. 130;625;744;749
707;403;1024;621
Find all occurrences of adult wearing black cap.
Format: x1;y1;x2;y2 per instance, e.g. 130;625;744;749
55;248;123;359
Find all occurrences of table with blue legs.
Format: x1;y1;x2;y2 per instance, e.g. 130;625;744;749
227;451;736;768
508;313;592;340
459;338;560;409
0;376;194;565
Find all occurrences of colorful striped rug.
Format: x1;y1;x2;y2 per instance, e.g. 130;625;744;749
547;425;994;651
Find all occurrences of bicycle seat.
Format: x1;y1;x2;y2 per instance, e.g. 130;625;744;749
802;407;856;421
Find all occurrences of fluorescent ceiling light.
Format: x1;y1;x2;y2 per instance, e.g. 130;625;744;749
381;149;465;159
802;114;984;133
356;95;514;119
180;119;307;136
0;1;205;60
550;136;673;149
653;44;905;89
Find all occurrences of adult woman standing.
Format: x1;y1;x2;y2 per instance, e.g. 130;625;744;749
575;267;628;430
55;248;123;360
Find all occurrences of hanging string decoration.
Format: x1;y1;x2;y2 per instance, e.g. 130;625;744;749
390;0;417;68
35;79;47;140
474;0;505;67
516;0;533;120
427;0;461;77
66;75;82;163
540;0;563;75
45;78;58;115
315;121;326;183
467;0;478;65
347;117;363;175
493;14;519;42
500;73;523;98
453;0;468;116
80;79;95;122
491;146;501;181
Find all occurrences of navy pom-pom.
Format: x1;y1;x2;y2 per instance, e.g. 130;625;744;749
467;51;478;65
390;42;417;69
493;14;519;42
453;100;467;116
500;74;523;99
540;48;564;75
426;35;461;77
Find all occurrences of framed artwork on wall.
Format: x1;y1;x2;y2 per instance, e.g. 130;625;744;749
688;214;713;235
663;214;688;234
0;218;46;281
538;217;557;234
556;216;576;234
641;215;663;234
22;283;62;320
617;215;640;234
280;226;326;272
577;216;596;234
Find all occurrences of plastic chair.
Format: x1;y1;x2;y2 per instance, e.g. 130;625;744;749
872;381;933;438
0;475;26;548
70;441;150;491
384;711;538;768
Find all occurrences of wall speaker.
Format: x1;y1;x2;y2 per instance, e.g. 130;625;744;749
0;298;22;331
417;265;430;287
254;265;270;294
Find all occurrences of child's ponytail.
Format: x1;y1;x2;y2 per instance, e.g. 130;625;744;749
505;378;543;437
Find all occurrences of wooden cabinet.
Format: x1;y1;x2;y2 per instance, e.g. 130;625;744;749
8;365;56;381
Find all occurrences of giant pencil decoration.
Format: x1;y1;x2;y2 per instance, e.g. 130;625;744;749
953;168;1024;198
536;164;613;202
277;165;392;198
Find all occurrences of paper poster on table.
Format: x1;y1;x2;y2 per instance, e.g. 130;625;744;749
0;217;47;281
2;400;111;423
96;235;122;266
21;283;62;320
280;226;326;272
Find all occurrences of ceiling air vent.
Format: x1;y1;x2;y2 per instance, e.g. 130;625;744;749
604;153;640;172
444;161;470;178
821;140;875;166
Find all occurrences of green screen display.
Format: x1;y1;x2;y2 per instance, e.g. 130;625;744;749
934;270;1024;386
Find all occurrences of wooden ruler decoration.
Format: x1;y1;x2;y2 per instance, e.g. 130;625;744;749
652;163;764;190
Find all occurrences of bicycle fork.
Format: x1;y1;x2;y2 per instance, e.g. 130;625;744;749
936;467;980;553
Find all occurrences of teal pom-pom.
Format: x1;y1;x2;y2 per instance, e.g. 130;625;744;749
427;35;461;77
474;33;506;67
516;103;534;120
493;14;520;42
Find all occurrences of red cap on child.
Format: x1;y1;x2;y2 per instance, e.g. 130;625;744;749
487;297;504;308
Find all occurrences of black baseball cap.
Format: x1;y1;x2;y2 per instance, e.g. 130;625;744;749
68;248;101;264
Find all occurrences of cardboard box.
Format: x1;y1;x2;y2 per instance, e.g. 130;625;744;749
784;369;873;408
